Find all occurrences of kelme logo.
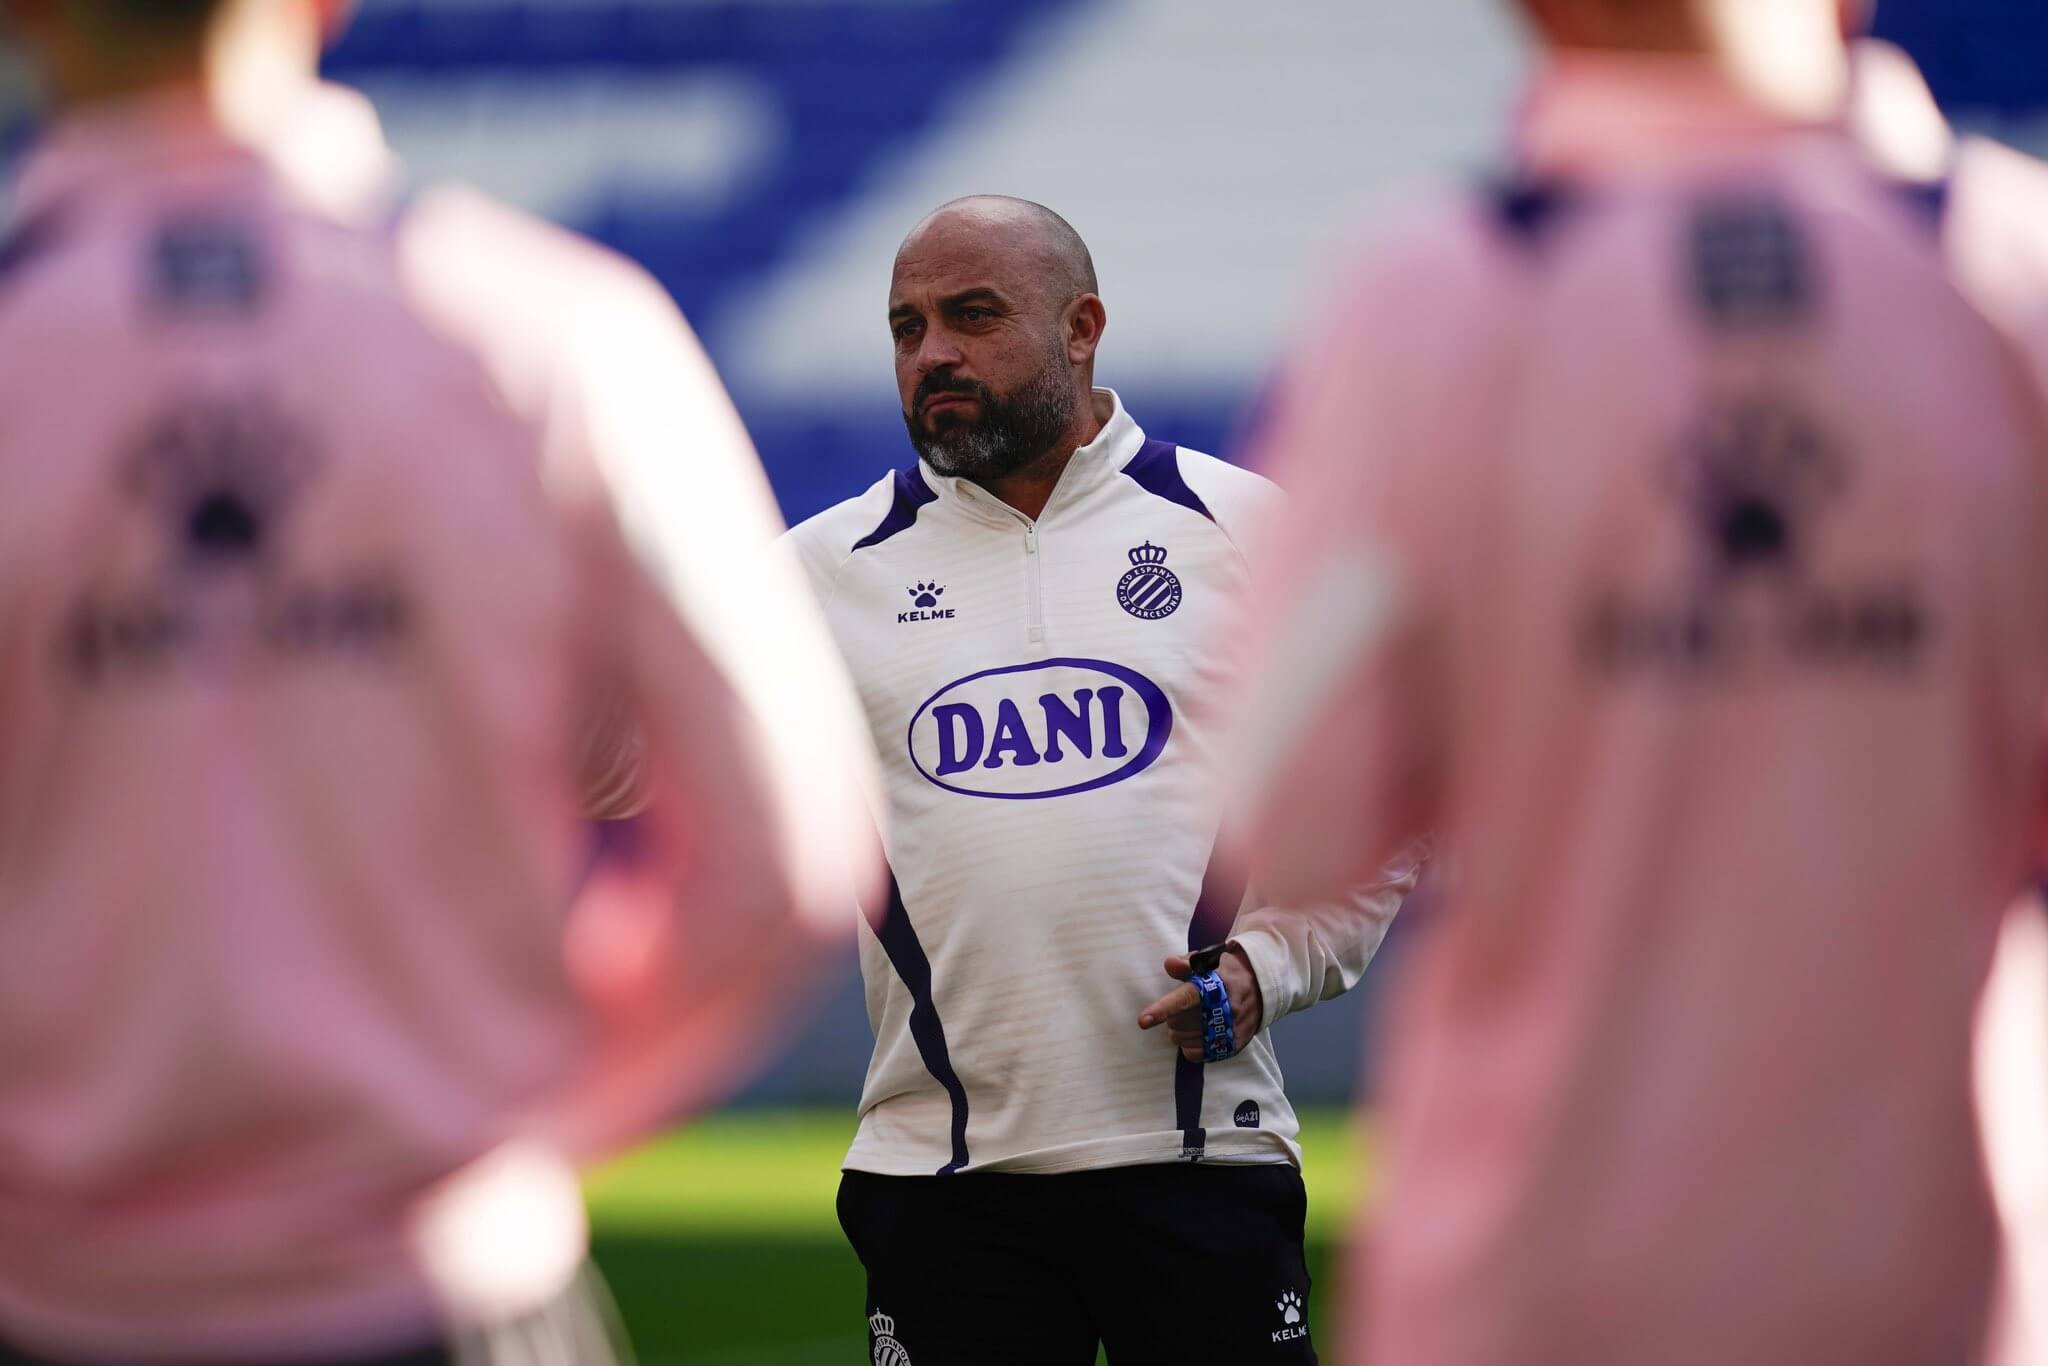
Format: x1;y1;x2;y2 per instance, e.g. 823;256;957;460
907;658;1173;800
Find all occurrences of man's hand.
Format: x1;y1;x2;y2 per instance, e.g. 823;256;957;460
1137;946;1264;1061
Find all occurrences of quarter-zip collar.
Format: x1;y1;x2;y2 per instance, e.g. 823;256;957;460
919;387;1145;530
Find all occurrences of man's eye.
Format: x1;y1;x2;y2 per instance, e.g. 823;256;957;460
893;321;921;342
961;308;991;322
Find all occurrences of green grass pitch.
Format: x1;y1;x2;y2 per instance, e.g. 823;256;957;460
585;1108;1368;1364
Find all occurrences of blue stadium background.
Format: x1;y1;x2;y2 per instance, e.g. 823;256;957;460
6;0;2044;1106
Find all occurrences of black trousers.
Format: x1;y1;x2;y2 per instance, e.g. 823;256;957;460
838;1163;1319;1366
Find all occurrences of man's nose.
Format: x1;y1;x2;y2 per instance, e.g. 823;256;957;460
914;326;965;377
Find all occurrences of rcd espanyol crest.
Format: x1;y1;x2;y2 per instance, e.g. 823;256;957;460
870;1310;912;1366
1117;541;1182;620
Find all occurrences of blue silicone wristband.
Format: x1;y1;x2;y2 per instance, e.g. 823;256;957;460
1192;969;1237;1063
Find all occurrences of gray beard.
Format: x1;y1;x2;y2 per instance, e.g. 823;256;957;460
919;422;1025;480
909;363;1077;483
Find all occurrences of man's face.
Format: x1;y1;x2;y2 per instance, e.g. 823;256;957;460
889;218;1077;482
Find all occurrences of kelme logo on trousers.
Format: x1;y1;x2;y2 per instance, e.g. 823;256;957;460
1275;1290;1308;1343
907;658;1173;800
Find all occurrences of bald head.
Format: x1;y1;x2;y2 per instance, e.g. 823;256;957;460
900;196;1098;305
887;195;1108;493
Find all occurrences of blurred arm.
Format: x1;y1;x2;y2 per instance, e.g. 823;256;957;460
1228;846;1423;1028
1227;220;1479;909
528;281;883;1160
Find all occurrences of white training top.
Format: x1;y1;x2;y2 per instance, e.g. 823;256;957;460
788;390;1413;1176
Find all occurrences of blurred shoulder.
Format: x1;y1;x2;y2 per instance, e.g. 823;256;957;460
1344;187;1538;296
1281;187;1534;394
1948;138;2048;310
392;183;708;420
1239;189;1527;512
391;184;753;507
1934;136;2048;411
398;184;673;324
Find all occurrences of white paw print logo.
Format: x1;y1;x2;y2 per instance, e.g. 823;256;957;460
1278;1290;1303;1326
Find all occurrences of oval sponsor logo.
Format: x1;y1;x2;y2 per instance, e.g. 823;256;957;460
906;657;1173;800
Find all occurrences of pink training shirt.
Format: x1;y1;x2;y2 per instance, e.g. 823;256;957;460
1232;56;2048;1366
0;84;877;1360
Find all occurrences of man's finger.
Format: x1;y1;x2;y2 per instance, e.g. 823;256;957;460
1162;954;1193;980
1139;982;1201;1029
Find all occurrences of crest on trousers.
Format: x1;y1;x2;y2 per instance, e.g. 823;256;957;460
1116;542;1182;620
870;1310;912;1366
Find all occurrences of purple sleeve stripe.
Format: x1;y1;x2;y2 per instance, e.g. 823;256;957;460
1120;438;1216;523
864;864;972;1175
851;464;940;553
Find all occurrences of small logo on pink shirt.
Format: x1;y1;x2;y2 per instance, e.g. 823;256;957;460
1583;395;1930;679
59;394;412;686
129;394;313;568
150;219;267;317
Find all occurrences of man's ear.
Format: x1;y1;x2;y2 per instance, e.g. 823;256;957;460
1065;293;1107;367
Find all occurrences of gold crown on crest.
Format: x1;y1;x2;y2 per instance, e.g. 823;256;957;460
1127;541;1169;567
870;1311;897;1338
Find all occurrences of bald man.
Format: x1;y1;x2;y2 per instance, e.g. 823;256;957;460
782;196;1415;1365
1226;1;2048;1364
0;1;878;1361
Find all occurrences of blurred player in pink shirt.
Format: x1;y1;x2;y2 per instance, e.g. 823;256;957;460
1229;1;2048;1363
0;0;880;1361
